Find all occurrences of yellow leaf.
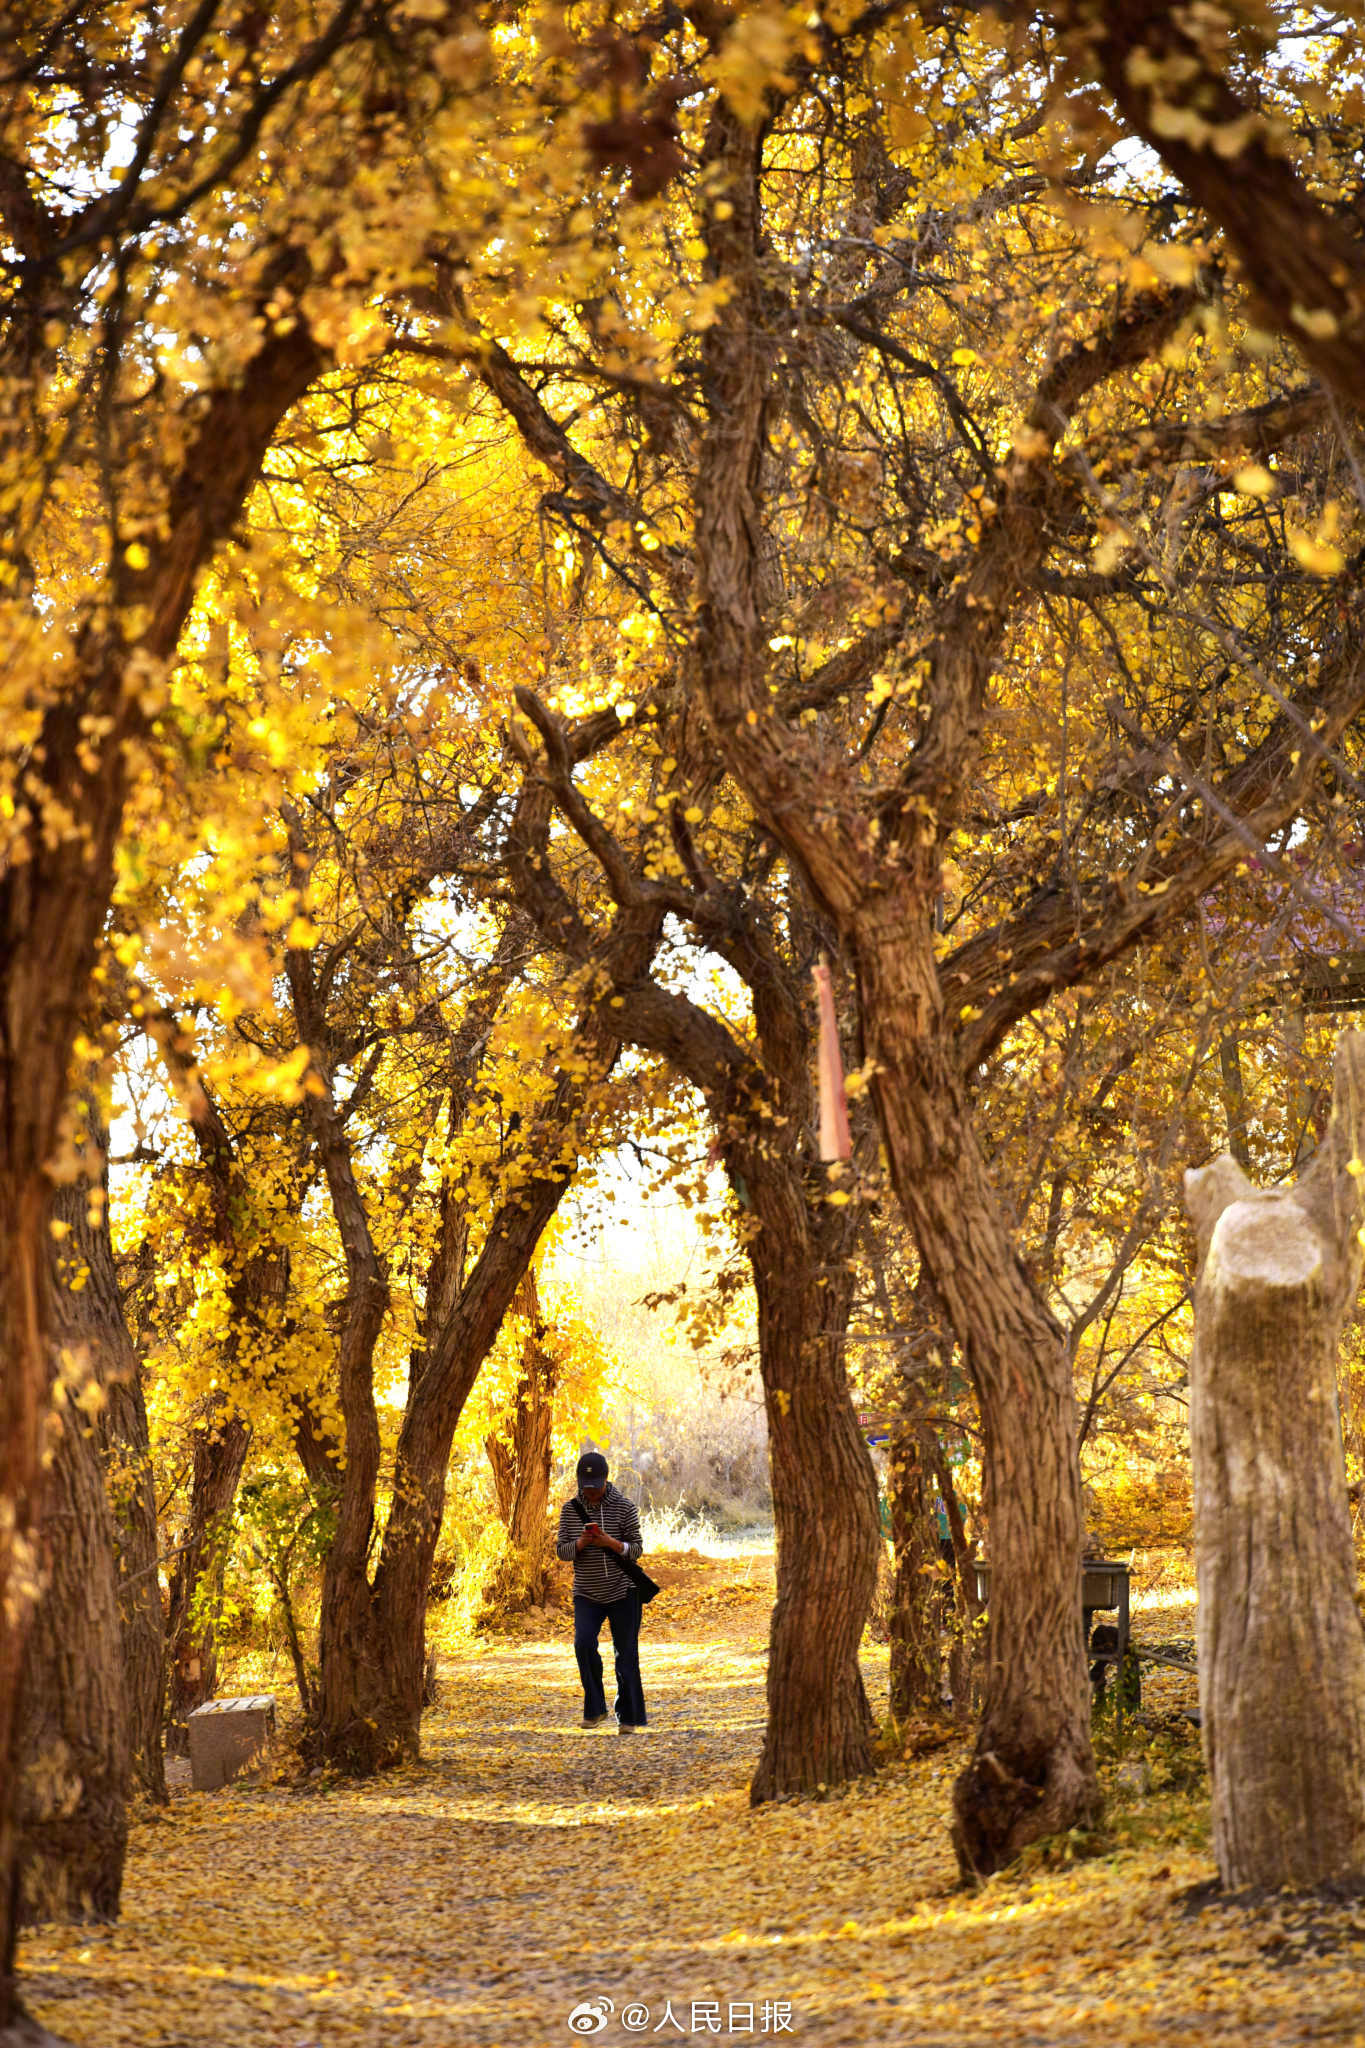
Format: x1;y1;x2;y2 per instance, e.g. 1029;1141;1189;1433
1292;303;1339;340
886;101;931;149
1232;464;1274;499
1140;241;1199;286
1288;528;1344;576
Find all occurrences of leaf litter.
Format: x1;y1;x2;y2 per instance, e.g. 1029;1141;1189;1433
18;1550;1365;2047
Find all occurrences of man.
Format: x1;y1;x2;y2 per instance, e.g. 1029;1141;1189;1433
556;1450;647;1731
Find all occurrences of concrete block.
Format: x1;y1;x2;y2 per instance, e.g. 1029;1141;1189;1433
187;1695;276;1791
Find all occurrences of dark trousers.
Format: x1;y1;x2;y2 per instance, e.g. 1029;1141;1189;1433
574;1592;646;1726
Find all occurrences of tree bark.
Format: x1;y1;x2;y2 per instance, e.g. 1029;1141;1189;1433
16;1149;133;1925
286;940;391;1777
0;304;322;2019
15;1374;129;1927
746;1158;879;1803
676;101;1186;1870
162;1414;251;1752
1184;1031;1365;1890
484;1270;557;1607
44;1157;167;1806
98;1362;166;1804
853;896;1097;1874
0;1187;46;2014
1036;0;1365;416
929;1435;983;1726
299;948;638;1773
313;1167;581;1767
1217;1034;1252;1171
0;698;132;2004
886;1424;940;1722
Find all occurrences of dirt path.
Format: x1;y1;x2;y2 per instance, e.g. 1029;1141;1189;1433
17;1553;1365;2047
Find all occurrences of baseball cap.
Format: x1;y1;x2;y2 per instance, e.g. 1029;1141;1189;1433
576;1451;609;1484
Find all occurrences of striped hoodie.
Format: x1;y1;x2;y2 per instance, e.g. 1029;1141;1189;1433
556;1484;644;1602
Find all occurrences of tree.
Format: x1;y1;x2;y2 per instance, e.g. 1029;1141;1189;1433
50;1109;167;1806
1026;1;1365;414
1185;1032;1365;1891
148;1047;303;1748
1;0;629;1992
289;880;662;1771
483;1270;560;1610
452;7;1365;1867
15;1196;131;1930
0;1;478;2014
508;714;883;1801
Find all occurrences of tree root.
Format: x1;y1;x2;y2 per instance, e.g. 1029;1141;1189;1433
952;1730;1100;1880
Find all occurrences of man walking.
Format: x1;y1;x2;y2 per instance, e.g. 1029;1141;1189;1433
556;1450;647;1731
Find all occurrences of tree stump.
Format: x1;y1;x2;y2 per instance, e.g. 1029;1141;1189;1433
1184;1030;1365;1890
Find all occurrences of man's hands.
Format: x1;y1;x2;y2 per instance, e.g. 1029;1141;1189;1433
576;1520;625;1555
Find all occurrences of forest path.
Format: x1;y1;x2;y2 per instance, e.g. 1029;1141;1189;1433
18;1550;1365;2048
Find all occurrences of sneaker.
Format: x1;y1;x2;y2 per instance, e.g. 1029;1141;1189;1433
617;1721;639;1733
582;1713;610;1728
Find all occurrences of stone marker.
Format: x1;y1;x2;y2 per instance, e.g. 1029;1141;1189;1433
186;1695;276;1791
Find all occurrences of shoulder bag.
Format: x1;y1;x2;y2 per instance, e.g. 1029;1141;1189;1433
568;1496;660;1605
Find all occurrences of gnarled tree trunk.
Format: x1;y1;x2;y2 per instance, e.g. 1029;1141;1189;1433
17;1156;161;1930
48;1156;166;1804
854;899;1097;1875
0;768;129;2024
157;1055;296;1749
1184;1031;1365;1890
504;758;884;1804
746;1163;879;1803
344;1173;574;1765
16;1377;129;1927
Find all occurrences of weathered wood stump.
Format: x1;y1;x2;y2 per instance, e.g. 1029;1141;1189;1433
186;1696;276;1791
1185;1031;1365;1890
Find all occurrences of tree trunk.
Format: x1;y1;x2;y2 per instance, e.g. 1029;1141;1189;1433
99;1366;166;1803
502;756;883;1796
484;1270;557;1606
0;307;322;2032
853;897;1098;1875
16;1381;129;1927
267;1559;316;1720
746;1160;880;1803
0;1193;48;2020
14;1158;163;1929
929;1436;984;1727
887;1425;941;1721
1184;1032;1365;1890
320;1173;574;1770
49;1159;166;1805
163;1414;250;1751
1217;1034;1252;1170
0;770;127;2012
155;1057;298;1750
